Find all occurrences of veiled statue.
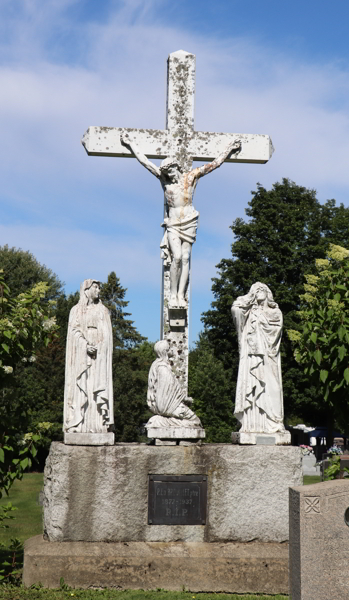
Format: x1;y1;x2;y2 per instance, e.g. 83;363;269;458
232;282;286;435
145;340;202;431
63;279;114;436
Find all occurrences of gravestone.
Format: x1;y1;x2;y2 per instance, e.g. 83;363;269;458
289;479;349;600
302;452;320;476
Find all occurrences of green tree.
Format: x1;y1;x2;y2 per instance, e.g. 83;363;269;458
0;270;58;496
101;272;153;441
189;338;236;442
100;272;145;349
200;179;349;426
0;245;63;299
288;244;349;439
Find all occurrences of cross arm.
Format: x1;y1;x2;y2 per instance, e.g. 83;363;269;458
81;126;170;159
190;131;274;164
81;127;274;165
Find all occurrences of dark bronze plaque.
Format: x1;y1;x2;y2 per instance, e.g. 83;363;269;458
148;474;207;525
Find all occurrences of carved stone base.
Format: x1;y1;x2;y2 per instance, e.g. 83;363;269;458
147;427;206;440
43;443;302;543
64;432;115;446
23;535;289;594
232;431;291;446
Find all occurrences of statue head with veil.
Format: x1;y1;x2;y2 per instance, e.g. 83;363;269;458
63;279;114;444
231;282;287;437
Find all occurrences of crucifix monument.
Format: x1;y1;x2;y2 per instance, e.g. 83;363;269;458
82;50;274;391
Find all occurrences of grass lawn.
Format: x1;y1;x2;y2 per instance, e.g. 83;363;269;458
303;475;321;485
0;473;43;545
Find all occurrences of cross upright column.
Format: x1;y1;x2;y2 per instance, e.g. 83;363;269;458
161;50;196;391
166;50;195;171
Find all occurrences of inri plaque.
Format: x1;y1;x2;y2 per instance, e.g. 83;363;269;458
148;474;207;525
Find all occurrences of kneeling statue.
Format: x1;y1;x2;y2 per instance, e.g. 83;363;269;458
146;340;202;432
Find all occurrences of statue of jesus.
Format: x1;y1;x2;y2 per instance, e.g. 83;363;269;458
121;132;241;307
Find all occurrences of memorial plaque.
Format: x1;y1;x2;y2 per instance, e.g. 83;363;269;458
148;474;207;525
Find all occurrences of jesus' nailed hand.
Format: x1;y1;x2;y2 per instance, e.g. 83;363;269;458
120;130;241;308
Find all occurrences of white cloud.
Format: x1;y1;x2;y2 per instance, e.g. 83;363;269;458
1;0;349;339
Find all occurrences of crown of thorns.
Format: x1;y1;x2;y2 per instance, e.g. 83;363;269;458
160;157;181;172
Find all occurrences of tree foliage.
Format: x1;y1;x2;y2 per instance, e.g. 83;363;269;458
101;272;154;441
0;245;63;300
198;179;349;426
288;244;349;433
0;269;58;498
189;338;236;441
0;270;58;389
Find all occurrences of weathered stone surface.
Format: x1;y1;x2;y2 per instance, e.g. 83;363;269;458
64;432;115;446
23;535;289;594
147;427;205;439
239;432;291;445
44;442;302;543
289;479;349;600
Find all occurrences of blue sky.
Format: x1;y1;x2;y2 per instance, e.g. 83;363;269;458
1;0;349;344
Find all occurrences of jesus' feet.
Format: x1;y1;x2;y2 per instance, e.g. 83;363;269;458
177;295;186;307
170;294;178;306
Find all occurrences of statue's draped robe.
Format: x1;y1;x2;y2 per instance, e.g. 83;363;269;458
232;300;285;434
64;301;114;433
146;358;201;428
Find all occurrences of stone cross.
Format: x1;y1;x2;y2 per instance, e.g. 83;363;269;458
82;50;274;390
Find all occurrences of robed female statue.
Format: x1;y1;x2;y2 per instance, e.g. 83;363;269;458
63;279;114;437
232;282;286;435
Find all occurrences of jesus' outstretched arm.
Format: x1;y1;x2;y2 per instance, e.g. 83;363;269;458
194;139;242;179
120;131;161;179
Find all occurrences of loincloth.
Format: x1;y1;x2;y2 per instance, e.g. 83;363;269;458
160;210;199;265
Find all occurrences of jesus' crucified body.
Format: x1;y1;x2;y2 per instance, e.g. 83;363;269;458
120;132;241;307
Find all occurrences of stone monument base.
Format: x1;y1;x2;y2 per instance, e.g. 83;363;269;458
64;432;115;446
232;431;291;445
23;535;289;594
25;442;301;593
42;442;301;543
146;426;206;440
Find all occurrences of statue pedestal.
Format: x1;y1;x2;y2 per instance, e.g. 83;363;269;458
64;432;115;446
146;426;206;441
23;443;301;593
232;431;291;445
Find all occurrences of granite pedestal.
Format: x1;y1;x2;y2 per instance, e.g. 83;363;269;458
24;442;302;592
289;479;349;600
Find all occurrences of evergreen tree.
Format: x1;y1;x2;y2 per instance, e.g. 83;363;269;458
100;272;145;349
199;179;349;426
100;272;154;441
189;338;236;441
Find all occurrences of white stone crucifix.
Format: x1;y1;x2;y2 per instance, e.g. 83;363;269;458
82;50;274;389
